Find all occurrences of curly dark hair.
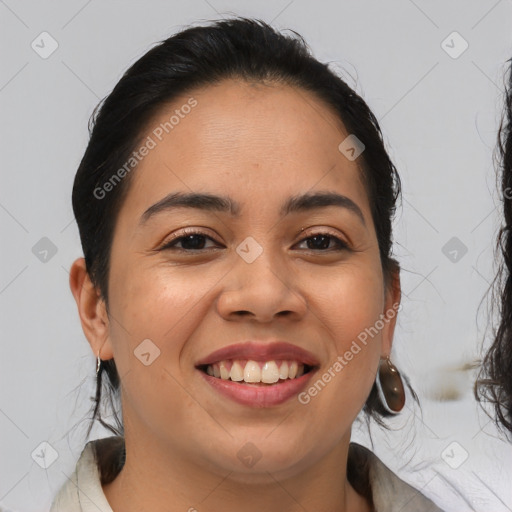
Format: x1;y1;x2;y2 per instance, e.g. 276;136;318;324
476;58;512;436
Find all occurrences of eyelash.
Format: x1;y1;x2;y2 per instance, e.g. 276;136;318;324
158;227;350;253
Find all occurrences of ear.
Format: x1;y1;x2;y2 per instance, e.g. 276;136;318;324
69;258;114;361
381;267;401;358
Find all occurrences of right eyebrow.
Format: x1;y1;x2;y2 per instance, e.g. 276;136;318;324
139;192;241;225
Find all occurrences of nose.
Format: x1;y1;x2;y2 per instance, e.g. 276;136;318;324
216;249;308;323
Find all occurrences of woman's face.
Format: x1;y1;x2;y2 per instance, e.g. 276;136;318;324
94;79;398;477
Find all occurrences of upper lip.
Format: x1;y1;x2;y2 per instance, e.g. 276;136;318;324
195;341;320;367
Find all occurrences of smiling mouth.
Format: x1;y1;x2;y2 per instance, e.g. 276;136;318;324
197;359;315;385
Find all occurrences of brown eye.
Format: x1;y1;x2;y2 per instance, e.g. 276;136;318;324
295;232;349;251
159;230;221;251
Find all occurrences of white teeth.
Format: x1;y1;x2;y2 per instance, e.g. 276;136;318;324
279;361;289;380
289;361;298;379
205;359;309;384
230;361;244;381
261;361;280;383
244;360;261;383
219;361;230;380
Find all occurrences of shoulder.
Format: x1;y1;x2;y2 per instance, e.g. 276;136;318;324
49;436;123;512
349;442;445;512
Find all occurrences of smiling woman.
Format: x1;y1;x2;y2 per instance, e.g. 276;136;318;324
51;17;444;512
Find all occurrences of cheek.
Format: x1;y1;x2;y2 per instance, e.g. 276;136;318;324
105;267;211;426
107;265;217;366
302;262;385;410
312;260;385;346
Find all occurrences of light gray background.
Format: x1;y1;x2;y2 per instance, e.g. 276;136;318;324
1;1;512;511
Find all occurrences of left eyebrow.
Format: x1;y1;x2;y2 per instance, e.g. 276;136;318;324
281;191;366;226
139;191;366;226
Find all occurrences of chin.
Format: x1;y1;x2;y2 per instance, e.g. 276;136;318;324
203;434;324;482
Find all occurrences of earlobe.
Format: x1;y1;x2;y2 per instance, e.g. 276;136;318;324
69;258;114;360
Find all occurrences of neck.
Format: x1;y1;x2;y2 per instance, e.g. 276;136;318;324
102;428;371;512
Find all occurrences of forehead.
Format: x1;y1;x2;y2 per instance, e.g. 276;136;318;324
120;79;369;220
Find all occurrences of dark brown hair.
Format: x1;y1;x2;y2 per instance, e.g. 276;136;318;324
476;59;512;436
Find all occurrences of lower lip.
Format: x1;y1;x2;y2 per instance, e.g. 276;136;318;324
199;370;316;407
